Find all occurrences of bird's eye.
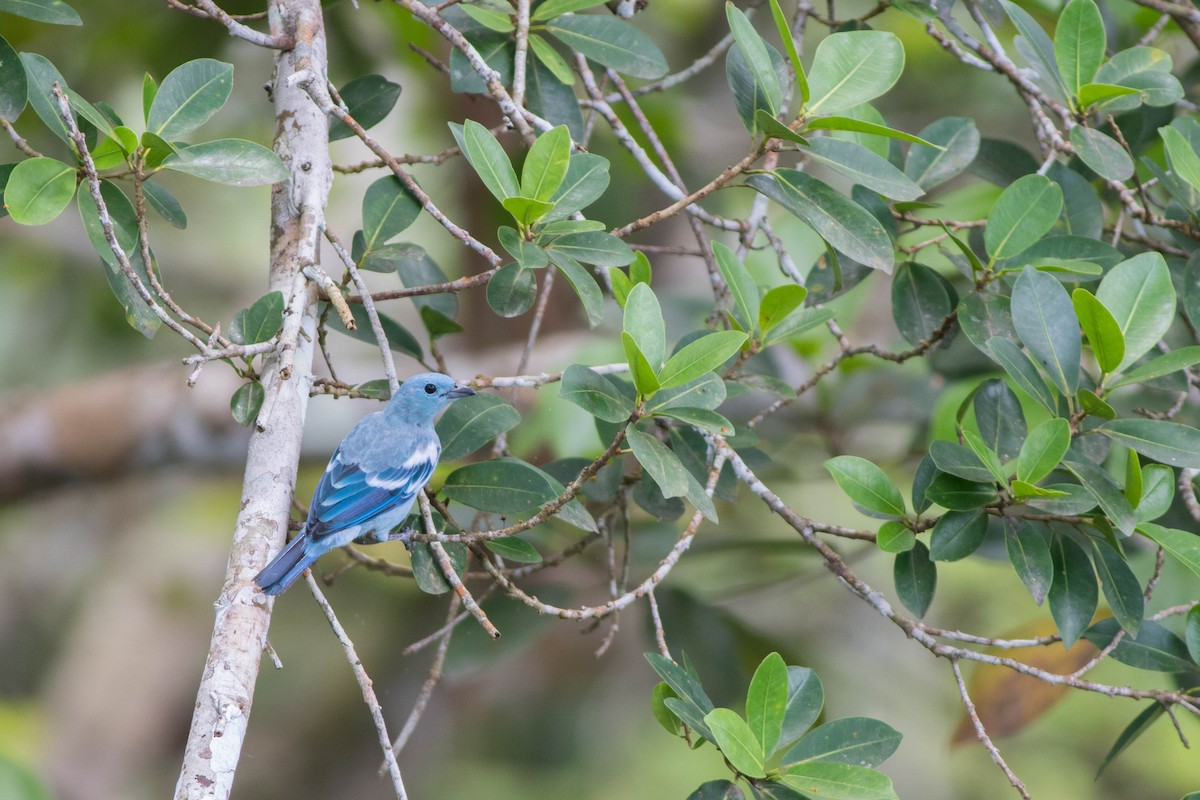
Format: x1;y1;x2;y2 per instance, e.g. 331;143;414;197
424;383;437;395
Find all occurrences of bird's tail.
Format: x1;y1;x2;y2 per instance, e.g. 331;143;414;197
254;533;314;596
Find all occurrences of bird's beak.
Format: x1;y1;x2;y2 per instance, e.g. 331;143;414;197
446;383;476;399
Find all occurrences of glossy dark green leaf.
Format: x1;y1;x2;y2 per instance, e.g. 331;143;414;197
780;762;898;800
1071;288;1124;375
388;243;457;318
326;303;423;360
230;291;284;345
890;261;952;347
1083;618;1199;673
410;541;467;595
971;380;1025;464
1186;605;1200;664
560;365;632;423
448;32;513;95
161;139;289;186
499;226;549;270
658;331;746;390
769;0;808;103
824;455;905;517
1095;253;1174;372
545;250;604;328
726;2;781;130
746;652;788;756
1002;0;1069;101
651;681;683;736
904;117;980;190
142;180;187;229
1137;523;1200;579
361;176;421;253
455;119;519;202
777;666;824;753
925;473;996;510
929;509;988;561
0;34;27;121
5;157;75;225
484;536;542;564
687;780;744;800
230;380;264;427
486;263;537;317
146;59;232;139
329;74;401;141
543;230;634;267
1048;534;1098;648
1095;702;1165;778
894;541;936;618
1063;458;1136;535
0;0;81;25
444;458;594;529
1134;464;1174;523
20;52;105;144
1069;126;1132;181
645;652;716;741
1091;540;1144;635
747;170;893;273
648;372;727;413
806;30;904;115
1109;346;1200;389
543;14;668;79
525;53;585;139
1017;418;1070;485
985;175;1063;260
782;717;902;768
623;332;661;397
805;138;923;201
1005;518;1053;605
713;241;760;332
929;440;993;484
627;427;688;499
1099;419;1200;469
958;293;1015;356
804;115;939;148
985;337;1058;411
543;153;609;222
435;393;521;461
1011;266;1079;396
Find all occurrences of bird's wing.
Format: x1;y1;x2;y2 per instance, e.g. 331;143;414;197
303;438;439;542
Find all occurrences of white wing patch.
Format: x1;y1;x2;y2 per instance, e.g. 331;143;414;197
362;441;439;489
402;440;440;469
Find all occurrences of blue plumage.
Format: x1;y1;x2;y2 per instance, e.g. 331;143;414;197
255;372;475;595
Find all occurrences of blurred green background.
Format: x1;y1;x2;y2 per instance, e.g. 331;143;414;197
0;1;1197;798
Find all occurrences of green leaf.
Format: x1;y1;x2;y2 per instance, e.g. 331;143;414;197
958;293;1015;355
521;125;571;202
713;241;760;332
746;170;893;273
780;762;898;800
146;59;232;139
746;652;788;756
19;52;107;145
928;440;993;484
1055;0;1105;97
622;333;661;397
1069;127;1133;181
543;153;609;221
782;717;902;768
529;34;576;85
499;226;550;269
890;261;952;347
230;291;284;345
1005;518;1053;605
647;372;726;413
627;427;689;499
0;0;80;25
1095;253;1175;372
1135;464;1174;523
687;781;743;800
778;667;824;752
0;34;27;121
824;455;905;517
1091;540;1144;635
984;175;1063;260
651;682;683;736
483;536;541;564
657;331;746;390
1159;125;1200;194
623;282;665;368
456;119;519;202
546;250;604;328
1099;420;1200;469
929;509;988;561
435;393;521;460
894;541;936;617
759;285;807;335
1095;703;1165;779
769;0;807;104
704;708;767;779
140;131;177;169
877;521;916;554
543;14;668;79
1048;534;1098;648
985;336;1059;412
459;3;513;32
645;652;716;741
561;367;638;422
806;31;904;115
654;407;733;435
924;473;996;510
761;306;835;347
542;230;634;266
1109;346;1200;389
161;139;289;186
530;0;604;20
230;381;265;427
726;1;781;128
1083;618;1200;673
1077;82;1140;109
904;117;980;190
410;540;467;594
1138;522;1200;579
804;115;939;149
326;304;423;361
974;379;1027;463
502;195;555;227
486;263;537;317
1011;266;1079;396
1017;418;1070;485
142;180;187;229
361;176;421;253
1071;288;1124;375
1062;459;1136;535
5;157;75;225
1094;46;1180;110
444;458;596;531
804;138;924;202
329;74;401;141
1187;605;1200;664
1001;0;1070;102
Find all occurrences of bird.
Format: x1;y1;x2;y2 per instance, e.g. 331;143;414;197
254;372;475;595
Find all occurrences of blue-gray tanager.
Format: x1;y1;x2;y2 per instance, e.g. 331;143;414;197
255;372;475;595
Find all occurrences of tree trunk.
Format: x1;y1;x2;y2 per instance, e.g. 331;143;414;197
174;1;331;797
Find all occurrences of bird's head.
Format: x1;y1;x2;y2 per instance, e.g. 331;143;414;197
386;372;475;423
